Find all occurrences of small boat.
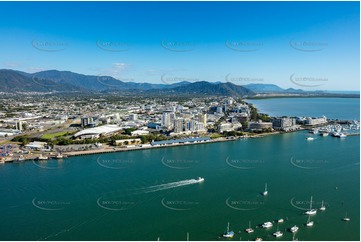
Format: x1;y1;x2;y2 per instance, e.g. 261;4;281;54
37;155;48;160
343;213;350;221
277;218;284;223
319;200;326;211
306;137;314;141
17;155;25;162
331;132;340;137
273;225;283;237
306;215;314;227
186;232;189;241
290;225;299;233
255;238;262;241
273;231;283;237
223;222;234;238
262;221;273;228
319;132;329;136
305;196;317;215
245;221;254;233
262;183;268;196
196;177;204;183
338;133;347;138
55;153;64;159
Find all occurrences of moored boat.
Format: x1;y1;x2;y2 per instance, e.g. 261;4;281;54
223;222;234;238
262;221;273;228
290;225;299;233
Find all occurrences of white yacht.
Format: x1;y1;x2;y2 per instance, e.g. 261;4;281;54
245;221;254;233
222;222;234;238
343;213;350;221
306;215;314;227
305;196;317;215
273;225;283;237
306;137;314;141
262;183;268;196
273;231;283;237
339;133;347;138
55;153;64;159
290;225;299;233
37;155;49;160
17;155;25;161
319;200;326;211
262;222;273;228
277;218;284;223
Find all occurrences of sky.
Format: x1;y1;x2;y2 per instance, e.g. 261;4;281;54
0;1;359;91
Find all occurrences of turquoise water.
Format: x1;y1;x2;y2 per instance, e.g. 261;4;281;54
246;98;360;120
0;98;359;241
0;133;359;241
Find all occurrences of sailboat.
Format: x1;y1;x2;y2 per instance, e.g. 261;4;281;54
245;221;254;233
306;215;314;227
290;225;299;233
186;232;189;241
319;200;326;211
304;196;317;215
223;222;234;238
262;183;268;196
273;225;283;237
343;212;351;221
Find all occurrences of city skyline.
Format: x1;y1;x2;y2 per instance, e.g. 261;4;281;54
0;1;359;91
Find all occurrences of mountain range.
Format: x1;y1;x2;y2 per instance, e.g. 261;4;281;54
0;69;305;96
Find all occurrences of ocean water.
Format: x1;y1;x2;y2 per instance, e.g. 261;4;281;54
0;98;359;241
246;98;360;120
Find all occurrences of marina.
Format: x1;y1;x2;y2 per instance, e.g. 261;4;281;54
0;97;359;241
0;124;359;241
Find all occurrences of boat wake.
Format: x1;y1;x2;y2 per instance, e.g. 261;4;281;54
131;178;202;195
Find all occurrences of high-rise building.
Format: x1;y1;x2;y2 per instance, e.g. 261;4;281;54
161;111;175;129
129;114;138;121
185;120;197;131
174;118;184;133
198;113;207;127
81;117;89;127
16;120;23;131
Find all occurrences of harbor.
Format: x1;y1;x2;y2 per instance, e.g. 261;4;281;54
0;130;358;240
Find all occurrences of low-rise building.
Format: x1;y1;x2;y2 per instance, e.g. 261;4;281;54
271;117;297;131
131;130;149;136
248;120;273;131
74;125;122;139
305;116;327;126
25;141;47;151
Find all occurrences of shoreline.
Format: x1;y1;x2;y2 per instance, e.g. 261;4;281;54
1;128;359;165
1;132;282;164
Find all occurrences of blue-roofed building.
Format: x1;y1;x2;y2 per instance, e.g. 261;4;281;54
151;137;211;146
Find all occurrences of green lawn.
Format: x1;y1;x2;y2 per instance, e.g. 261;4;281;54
41;131;69;140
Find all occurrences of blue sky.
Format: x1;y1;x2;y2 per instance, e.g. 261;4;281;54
0;1;359;91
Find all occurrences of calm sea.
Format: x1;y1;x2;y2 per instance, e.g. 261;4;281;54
0;98;359;241
246;97;360;120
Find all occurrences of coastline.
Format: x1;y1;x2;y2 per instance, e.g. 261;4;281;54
0;131;283;164
2;124;359;165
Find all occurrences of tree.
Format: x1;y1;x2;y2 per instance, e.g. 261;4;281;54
22;123;28;130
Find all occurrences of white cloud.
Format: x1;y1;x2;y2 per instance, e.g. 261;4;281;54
3;62;22;69
27;67;45;73
103;62;129;76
